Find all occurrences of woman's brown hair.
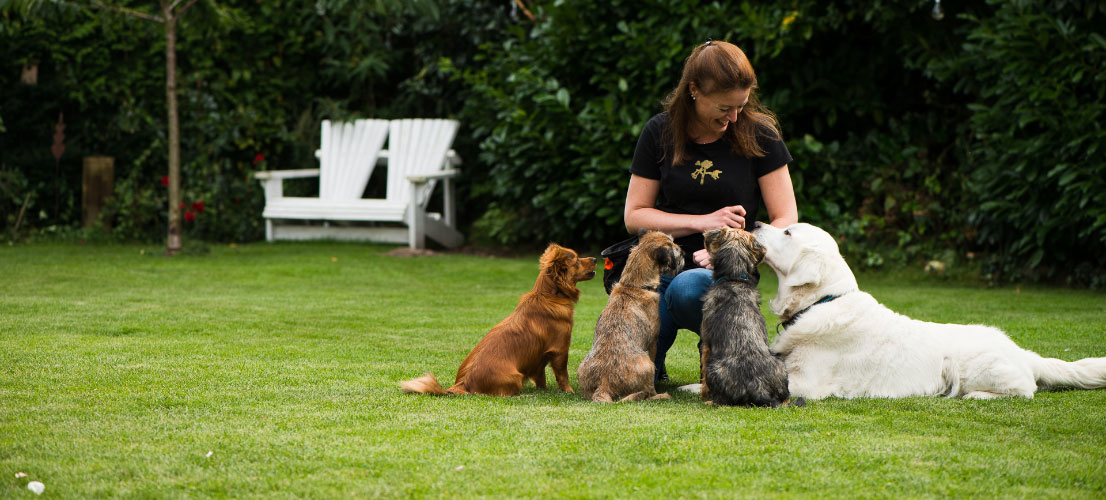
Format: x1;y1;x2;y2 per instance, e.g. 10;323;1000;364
662;41;781;167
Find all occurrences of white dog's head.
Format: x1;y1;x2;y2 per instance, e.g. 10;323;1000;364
752;223;859;321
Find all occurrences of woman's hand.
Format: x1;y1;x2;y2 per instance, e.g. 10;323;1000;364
699;205;746;232
693;248;713;270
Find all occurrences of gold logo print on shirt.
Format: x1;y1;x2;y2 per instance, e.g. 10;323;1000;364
691;160;722;185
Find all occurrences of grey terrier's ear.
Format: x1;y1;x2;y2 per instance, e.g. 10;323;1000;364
749;237;767;263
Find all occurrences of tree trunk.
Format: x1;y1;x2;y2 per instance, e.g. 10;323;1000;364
164;1;182;255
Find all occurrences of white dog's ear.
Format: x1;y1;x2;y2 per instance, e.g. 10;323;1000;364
782;250;824;289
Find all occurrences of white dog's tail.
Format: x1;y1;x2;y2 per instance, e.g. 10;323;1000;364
1032;356;1106;390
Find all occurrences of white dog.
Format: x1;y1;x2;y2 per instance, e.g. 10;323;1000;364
752;222;1106;400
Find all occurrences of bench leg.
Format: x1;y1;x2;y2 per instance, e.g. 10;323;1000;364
409;183;425;249
266;219;273;242
444;178;455;228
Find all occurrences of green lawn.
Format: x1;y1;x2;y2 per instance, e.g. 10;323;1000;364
2;242;1104;499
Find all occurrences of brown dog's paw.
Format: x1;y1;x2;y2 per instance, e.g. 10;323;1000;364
648;392;671;400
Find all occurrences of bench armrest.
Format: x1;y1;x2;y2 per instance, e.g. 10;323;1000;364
407;168;460;184
256;169;322;202
254;169;321;180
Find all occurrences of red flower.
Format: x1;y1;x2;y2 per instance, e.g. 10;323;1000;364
191;200;205;213
253;153;265;165
180;202;186;209
161;176;169;187
184;210;196;222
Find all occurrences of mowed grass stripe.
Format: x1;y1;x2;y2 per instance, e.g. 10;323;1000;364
2;242;1104;498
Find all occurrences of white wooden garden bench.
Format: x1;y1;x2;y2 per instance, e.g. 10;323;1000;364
254;118;463;249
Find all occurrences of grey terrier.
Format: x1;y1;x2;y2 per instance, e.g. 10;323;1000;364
699;227;791;407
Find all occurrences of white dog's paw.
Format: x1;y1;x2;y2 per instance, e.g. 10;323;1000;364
963;391;1007;400
676;383;702;394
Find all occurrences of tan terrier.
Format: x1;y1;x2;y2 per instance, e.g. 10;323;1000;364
577;231;684;402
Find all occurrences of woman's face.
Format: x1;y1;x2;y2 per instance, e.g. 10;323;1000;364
690;85;751;137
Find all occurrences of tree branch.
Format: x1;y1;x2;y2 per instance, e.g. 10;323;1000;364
174;0;201;16
512;0;536;22
88;0;164;22
168;0;200;14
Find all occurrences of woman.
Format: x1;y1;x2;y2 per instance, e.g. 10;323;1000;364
623;40;798;383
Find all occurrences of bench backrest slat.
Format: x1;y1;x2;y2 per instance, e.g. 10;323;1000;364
319;119;390;201
387;119;459;206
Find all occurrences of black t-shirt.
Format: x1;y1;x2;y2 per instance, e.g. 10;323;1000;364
629;112;792;268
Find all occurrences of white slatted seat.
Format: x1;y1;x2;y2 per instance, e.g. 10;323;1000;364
254;118;463;248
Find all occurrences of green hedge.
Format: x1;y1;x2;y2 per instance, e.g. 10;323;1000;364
932;0;1106;285
454;1;976;254
453;0;1104;285
0;0;498;243
2;0;1103;285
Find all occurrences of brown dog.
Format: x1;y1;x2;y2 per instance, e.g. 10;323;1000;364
400;243;596;396
576;231;684;402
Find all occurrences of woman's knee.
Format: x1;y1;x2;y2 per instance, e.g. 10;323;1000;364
664;268;712;329
667;268;712;303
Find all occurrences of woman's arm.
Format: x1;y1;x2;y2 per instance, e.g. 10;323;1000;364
624;174;746;237
759;165;798;228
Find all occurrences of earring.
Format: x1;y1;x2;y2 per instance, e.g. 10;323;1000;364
690;93;696;101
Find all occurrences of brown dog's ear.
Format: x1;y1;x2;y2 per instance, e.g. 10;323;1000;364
540;243;583;298
545;243;581;272
540;243;569;270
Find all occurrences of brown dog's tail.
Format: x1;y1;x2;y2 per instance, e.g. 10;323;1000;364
400;373;448;395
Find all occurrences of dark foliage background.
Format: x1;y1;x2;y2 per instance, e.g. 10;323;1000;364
1;0;1103;286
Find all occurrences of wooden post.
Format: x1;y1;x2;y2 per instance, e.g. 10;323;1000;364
82;156;115;229
163;0;182;255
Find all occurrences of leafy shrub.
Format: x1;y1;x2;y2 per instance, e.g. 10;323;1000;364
0;0;474;243
453;0;977;254
927;0;1106;284
451;0;803;247
3;1;1104;287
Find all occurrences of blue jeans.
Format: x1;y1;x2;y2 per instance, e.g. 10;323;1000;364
654;268;713;380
